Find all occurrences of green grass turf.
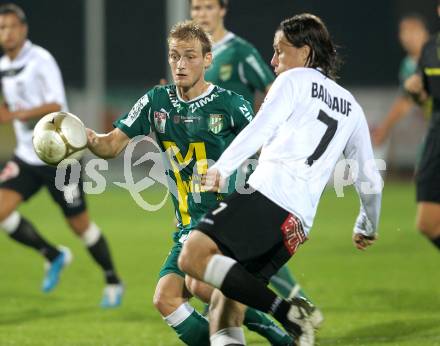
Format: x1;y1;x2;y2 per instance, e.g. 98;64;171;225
0;181;439;345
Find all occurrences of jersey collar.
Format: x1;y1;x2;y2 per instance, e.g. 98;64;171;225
7;40;32;64
176;83;215;104
212;32;235;53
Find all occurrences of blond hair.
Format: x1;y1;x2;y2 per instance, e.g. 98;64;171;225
168;20;212;56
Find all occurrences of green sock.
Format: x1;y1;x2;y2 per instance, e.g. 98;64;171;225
164;303;210;346
244;307;294;346
270;265;311;301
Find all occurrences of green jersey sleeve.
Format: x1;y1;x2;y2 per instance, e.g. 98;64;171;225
229;93;255;134
240;44;275;92
113;90;154;138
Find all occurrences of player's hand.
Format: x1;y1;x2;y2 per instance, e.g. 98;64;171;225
353;233;377;251
86;128;98;147
404;74;423;94
159;78;168;85
404;74;428;102
201;168;221;192
0;104;14;123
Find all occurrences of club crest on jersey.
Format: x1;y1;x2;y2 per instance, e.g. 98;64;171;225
209;114;223;134
219;64;232;81
154;111;168;133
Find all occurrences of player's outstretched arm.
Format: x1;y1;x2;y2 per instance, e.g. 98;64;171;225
344;111;383;250
372;95;413;146
86;128;130;159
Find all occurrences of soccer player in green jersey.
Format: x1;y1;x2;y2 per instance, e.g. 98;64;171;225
87;21;297;346
190;0;273;108
372;14;430;146
190;0;323;325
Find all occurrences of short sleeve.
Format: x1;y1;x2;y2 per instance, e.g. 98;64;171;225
113;90;154;138
241;45;275;92
229;94;255;133
37;55;66;105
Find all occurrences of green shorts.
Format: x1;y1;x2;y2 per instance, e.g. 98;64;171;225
158;229;191;279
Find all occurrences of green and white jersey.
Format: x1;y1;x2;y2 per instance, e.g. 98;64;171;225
399;56;417;87
205;32;275;105
114;84;254;231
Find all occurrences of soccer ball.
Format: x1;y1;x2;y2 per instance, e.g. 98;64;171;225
33;111;87;166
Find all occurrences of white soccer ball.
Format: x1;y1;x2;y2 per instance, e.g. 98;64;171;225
32;111;87;166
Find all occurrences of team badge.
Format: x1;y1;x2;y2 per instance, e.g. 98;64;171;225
208;114;224;134
219;64;232;81
154;111;168;133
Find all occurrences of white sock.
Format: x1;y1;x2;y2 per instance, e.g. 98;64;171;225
204;254;237;288
81;222;101;247
0;211;21;234
163;302;194;327
210;327;246;346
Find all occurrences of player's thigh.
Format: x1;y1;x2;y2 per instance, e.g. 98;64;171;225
0;158;42;219
179;230;221;276
416;129;440;204
154;240;192;312
197;191;303;280
416;202;440;237
42;165;88;220
159;240;186;279
0;189;23;221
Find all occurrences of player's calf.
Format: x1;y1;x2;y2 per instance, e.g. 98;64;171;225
210;290;246;345
154;274;210;346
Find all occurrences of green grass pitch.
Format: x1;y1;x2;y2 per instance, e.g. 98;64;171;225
0;181;439;345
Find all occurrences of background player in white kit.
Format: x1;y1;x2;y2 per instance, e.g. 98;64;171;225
0;4;123;307
178;13;383;345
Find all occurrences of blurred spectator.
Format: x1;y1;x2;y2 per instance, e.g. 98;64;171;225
372;14;430;147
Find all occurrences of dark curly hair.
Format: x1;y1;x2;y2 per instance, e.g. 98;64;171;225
279;13;341;79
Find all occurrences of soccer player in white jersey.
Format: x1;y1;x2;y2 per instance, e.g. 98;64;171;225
178;13;383;345
190;0;324;326
0;3;123;307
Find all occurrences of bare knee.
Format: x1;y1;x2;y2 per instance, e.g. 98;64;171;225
67;211;90;236
416;203;440;238
153;288;186;316
416;218;433;236
153;274;188;317
0;189;22;222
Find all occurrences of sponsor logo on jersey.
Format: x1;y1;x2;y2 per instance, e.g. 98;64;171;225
122;94;149;127
208;114;224;134
188;93;219;113
154;110;168;133
219;64;232;81
167;88;184;112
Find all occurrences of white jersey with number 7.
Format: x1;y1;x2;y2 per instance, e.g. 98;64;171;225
212;67;383;237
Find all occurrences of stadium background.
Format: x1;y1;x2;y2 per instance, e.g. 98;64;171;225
1;1;440;345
